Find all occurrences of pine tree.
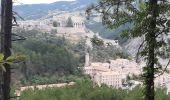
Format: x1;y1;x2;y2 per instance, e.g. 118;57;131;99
66;17;74;27
86;0;170;100
53;21;58;27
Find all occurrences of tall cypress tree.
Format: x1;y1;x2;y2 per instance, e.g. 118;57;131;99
66;17;74;27
86;0;170;100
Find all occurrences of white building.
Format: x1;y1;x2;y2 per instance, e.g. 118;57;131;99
109;59;142;79
53;15;85;28
94;71;122;88
84;59;142;88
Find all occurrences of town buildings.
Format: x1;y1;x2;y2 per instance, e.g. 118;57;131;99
84;58;170;94
84;59;142;88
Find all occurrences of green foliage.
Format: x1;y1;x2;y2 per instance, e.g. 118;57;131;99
85;21;130;44
92;45;129;62
13;29;85;84
86;0;170;99
0;53;26;72
19;80;170;100
66;17;74;27
90;35;130;62
0;54;7;71
19;80;123;100
87;0;170;61
91;35;104;46
155;88;170;100
52;21;58;27
51;29;58;34
21;75;84;86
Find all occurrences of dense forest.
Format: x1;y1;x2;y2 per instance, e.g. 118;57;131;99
12;29;85;85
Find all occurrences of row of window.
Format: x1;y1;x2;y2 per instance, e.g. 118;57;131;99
101;81;121;87
102;75;120;78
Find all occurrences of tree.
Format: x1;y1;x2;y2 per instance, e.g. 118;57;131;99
1;0;13;100
51;29;58;34
86;0;170;100
53;21;58;27
91;35;104;46
66;17;74;27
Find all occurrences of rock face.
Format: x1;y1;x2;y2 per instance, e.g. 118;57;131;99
125;37;144;57
125;33;170;57
125;34;170;67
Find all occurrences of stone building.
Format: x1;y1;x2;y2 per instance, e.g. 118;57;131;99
53;15;85;28
94;71;122;88
84;59;142;88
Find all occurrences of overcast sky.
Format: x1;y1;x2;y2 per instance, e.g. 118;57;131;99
16;0;75;4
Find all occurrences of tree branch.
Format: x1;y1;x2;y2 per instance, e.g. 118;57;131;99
155;59;170;78
13;11;25;21
136;40;145;63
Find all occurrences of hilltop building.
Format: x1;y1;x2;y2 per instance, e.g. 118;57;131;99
53;15;85;28
17;13;119;47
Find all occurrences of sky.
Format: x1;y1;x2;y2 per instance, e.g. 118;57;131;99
16;0;75;4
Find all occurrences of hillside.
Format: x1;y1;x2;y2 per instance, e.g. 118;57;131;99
13;0;97;20
13;0;140;55
13;0;131;42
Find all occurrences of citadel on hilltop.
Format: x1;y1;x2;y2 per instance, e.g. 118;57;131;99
52;14;92;36
18;13;89;35
53;14;85;28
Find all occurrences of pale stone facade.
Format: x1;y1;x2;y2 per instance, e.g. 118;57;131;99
94;71;122;88
84;59;142;88
84;58;170;93
53;15;85;28
109;59;142;79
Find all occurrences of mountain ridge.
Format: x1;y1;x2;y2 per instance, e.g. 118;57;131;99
13;0;97;20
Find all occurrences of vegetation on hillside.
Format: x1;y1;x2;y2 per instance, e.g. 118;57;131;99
92;45;129;62
12;29;85;85
12;29;127;85
19;80;170;100
86;21;129;44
